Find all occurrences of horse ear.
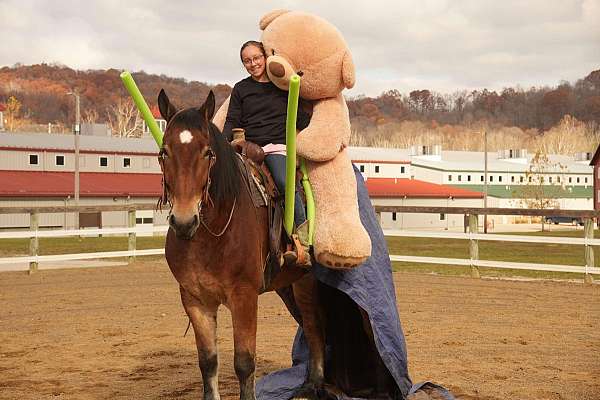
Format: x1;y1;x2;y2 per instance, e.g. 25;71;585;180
203;90;216;121
158;89;177;122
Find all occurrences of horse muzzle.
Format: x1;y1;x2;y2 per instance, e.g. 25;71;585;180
169;213;200;240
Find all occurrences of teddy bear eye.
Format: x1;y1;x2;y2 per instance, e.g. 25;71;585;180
297;70;304;77
271;49;276;56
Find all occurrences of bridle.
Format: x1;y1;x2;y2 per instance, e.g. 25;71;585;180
158;145;236;238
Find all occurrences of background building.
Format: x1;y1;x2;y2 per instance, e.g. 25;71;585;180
0;133;594;231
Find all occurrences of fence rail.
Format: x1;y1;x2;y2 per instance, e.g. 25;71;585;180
0;204;597;283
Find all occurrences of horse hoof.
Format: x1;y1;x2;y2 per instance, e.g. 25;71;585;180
292;385;319;400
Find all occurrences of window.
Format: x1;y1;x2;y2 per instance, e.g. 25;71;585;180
467;175;471;182
143;217;153;224
520;176;524;183
577;177;580;184
440;213;446;221
458;175;462;182
585;177;588;184
511;176;515;183
29;154;39;165
529;176;532;183
549;176;553;183
499;176;502;182
569;177;572;183
448;175;452;182
480;175;484;182
55;155;65;166
100;156;108;167
490;176;494;182
557;176;561;183
392;212;397;221
375;165;380;173
359;165;365;172
123;157;131;168
400;166;405;173
143;158;150;168
136;217;143;224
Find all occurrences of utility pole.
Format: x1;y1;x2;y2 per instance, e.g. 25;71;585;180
484;130;488;233
67;91;80;230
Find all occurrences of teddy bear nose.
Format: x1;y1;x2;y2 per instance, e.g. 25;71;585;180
269;61;286;78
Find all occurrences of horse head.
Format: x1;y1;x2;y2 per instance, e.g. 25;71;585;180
157;90;217;239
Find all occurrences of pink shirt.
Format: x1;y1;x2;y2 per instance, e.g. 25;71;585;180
262;143;287;156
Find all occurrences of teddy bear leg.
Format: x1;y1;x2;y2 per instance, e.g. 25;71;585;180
307;155;371;269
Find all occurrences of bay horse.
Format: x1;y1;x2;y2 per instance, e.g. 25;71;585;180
157;89;325;400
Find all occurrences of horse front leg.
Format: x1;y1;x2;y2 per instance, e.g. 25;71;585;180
180;287;221;400
292;274;325;396
229;287;259;400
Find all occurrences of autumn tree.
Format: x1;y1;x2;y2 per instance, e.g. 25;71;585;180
106;97;142;137
5;96;22;132
515;150;566;231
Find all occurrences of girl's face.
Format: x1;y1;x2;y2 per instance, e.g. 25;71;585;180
241;45;266;80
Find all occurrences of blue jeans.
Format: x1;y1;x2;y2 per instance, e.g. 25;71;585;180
264;154;306;228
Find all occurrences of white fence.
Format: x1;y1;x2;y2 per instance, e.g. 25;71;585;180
0;205;599;282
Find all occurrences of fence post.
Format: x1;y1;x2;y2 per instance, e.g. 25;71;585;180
584;217;594;284
29;211;39;274
128;209;136;264
469;213;481;279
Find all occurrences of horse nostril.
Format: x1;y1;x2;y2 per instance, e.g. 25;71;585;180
193;214;199;225
169;214;176;226
269;61;286;78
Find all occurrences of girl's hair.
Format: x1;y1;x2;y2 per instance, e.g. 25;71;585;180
240;40;266;61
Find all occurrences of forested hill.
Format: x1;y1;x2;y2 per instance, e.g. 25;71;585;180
0;64;232;125
0;63;598;134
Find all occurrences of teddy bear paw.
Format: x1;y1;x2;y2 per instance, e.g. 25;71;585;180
316;251;368;270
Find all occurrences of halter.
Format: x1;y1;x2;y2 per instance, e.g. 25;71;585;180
158;147;236;238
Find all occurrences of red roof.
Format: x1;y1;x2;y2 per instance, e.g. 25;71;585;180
0;171;482;200
365;178;483;198
0;171;162;198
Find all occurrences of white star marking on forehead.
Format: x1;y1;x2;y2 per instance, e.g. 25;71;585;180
179;130;193;144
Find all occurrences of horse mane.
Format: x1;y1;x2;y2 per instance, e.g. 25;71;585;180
206;121;241;204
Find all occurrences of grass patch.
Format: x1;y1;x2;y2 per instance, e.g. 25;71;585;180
0;235;166;257
386;229;598;280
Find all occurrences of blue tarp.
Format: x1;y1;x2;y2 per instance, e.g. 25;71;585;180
257;167;455;399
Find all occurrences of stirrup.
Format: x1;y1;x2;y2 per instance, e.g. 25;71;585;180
290;233;311;268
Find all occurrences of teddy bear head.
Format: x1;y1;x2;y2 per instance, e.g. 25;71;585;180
259;10;355;100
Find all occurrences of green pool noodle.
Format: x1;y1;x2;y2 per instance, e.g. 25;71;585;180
300;159;315;246
120;71;164;148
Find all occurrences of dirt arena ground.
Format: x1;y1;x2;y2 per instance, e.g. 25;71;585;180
1;260;598;400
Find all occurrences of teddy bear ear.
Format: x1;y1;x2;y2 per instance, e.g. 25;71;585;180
259;9;290;30
342;51;356;89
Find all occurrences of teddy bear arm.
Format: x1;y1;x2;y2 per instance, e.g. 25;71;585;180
296;98;349;161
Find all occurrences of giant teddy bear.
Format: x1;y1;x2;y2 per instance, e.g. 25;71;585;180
214;9;371;269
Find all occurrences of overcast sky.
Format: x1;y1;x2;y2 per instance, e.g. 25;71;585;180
1;0;598;97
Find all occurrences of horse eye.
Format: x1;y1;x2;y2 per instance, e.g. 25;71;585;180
271;48;276;56
159;148;169;160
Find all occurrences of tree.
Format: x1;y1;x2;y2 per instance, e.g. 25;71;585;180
106;97;142;137
83;108;99;124
5;96;22;132
514;150;566;231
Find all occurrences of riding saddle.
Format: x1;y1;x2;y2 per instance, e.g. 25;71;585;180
232;140;309;301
